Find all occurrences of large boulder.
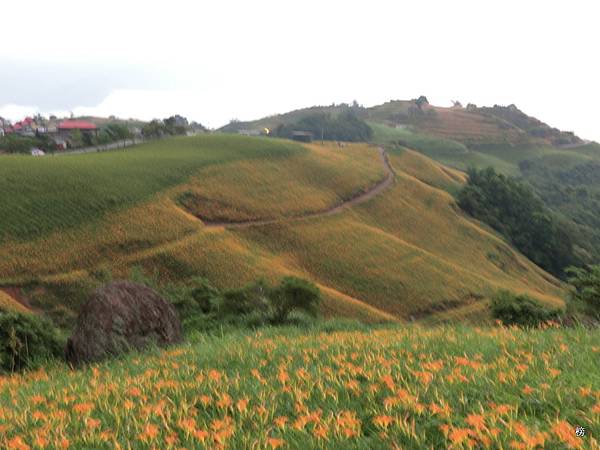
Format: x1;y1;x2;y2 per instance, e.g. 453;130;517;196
65;281;183;365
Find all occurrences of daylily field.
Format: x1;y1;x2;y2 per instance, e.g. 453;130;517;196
1;323;598;449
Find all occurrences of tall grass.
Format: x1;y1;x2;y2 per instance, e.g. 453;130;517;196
0;323;597;448
0;135;302;241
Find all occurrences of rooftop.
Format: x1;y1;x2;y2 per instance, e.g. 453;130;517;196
58;120;97;130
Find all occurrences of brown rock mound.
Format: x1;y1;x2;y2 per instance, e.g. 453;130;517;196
65;281;183;365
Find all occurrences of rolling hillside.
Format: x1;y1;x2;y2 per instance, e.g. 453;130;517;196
0;134;565;326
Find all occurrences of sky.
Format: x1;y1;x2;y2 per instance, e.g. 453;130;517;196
1;0;598;140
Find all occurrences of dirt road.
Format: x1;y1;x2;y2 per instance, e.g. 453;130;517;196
202;147;395;229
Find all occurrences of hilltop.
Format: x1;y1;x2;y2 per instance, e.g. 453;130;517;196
220;98;582;147
222;99;600;265
0;134;565;328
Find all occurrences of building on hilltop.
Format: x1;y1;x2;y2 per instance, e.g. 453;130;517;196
58;120;98;138
56;120;98;148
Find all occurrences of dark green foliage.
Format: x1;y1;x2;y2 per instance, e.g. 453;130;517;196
191;279;220;314
566;265;600;319
0;134;56;154
491;290;563;327
269;277;321;323
127;267;320;333
274;109;373;142
220;277;321;324
414;96;429;108
0;311;65;373
520;159;600;263
458;167;578;277
167;277;221;317
128;267;222;332
142;116;188;138
220;280;270;317
104;123;132;141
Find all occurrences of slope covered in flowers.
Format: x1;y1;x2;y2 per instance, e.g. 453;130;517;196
1;323;598;449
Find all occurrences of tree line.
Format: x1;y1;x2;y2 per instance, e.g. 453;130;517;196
458;167;579;278
273;110;373;142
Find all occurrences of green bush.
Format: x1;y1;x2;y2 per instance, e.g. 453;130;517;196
566;265;600;320
491;290;563;327
269;277;320;323
0;311;65;373
219;280;270;317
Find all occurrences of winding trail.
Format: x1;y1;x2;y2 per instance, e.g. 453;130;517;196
200;147;395;229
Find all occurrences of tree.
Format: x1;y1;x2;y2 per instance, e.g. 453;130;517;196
142;120;165;139
458;167;578;277
415;96;429;108
69;129;84;148
268;277;321;323
566;265;600;319
273;108;373;142
217;277;321;324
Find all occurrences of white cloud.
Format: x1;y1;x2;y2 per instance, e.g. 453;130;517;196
0;104;40;121
0;0;598;139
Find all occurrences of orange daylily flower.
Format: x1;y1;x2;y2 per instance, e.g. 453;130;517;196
267;437;285;449
552;421;582;448
274;416;288;428
73;402;94;414
465;414;486;431
522;385;535;395
236;398;249;413
86;418;101;430
192;429;209;441
373;415;394;429
448;427;471;445
7;436;31;450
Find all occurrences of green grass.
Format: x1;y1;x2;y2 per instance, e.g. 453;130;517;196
1;323;598;448
0;133;565;325
0;134;303;242
370;122;518;175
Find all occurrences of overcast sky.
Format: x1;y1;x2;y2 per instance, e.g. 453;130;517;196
1;0;598;140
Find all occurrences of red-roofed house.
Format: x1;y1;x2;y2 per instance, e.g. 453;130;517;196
57;120;98;144
58;120;98;132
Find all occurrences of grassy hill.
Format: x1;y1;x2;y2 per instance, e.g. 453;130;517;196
1;323;598;448
0;290;29;314
370;120;600;263
0;134;565;327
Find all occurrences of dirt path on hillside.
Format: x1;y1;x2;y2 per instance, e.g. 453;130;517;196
201;147;395;229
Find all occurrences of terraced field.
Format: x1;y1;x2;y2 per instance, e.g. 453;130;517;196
0;134;565;325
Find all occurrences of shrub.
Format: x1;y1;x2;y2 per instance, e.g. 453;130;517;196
269;277;321;323
219;280;270;317
491;290;563;327
566;265;600;320
0;311;64;373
